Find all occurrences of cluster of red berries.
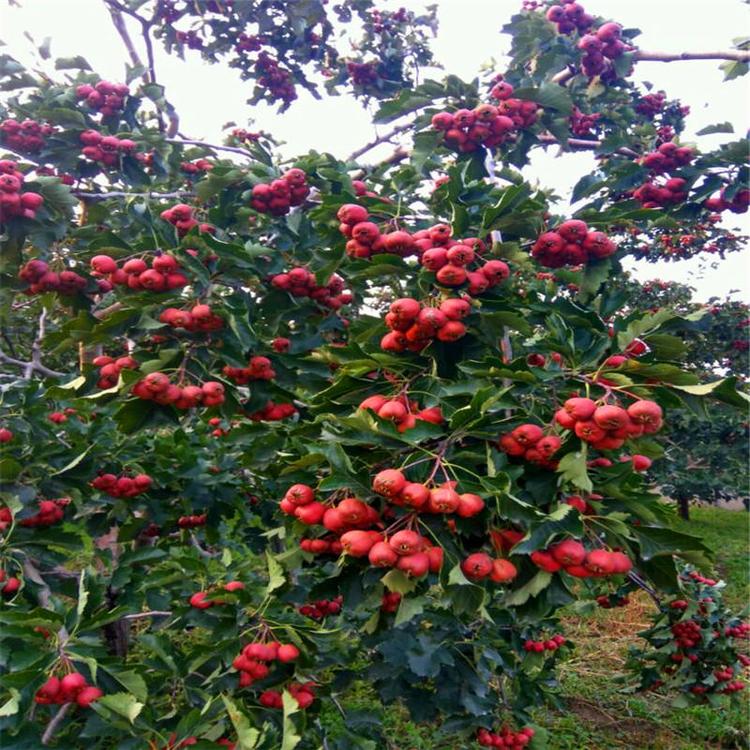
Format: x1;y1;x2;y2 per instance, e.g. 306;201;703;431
18;260;86;295
299;536;343;556
232;639;300;688
35;672;103;708
577;23;630;78
0;505;12;530
348;528;443;579
640;142;694;174
347;60;380;86
189;581;245;609
92;353;138;389
90;253;189;293
725;622;750;639
279;484;380;529
250;168;310;216
635;92;666;117
0;569;21;595
270;268;352;311
159;304;224;333
91;472;152;499
421;244;510;296
255;51;297;105
247;401;297;421
160;203;211;235
545;3;594;34
76;80;129;117
132;372;225;409
499;424;561;469
555;397;663;451
476;725;536;748
705;187;750;214
79;130;137;167
177;513;207;529
381;297;470;353
430;91;539;153
531;539;632;578
19;498;69;528
271;336;290;353
358;394;444;433
596;593;631;609
632;177;688;209
461;552;518;583
0;118;55;153
531;220;616;268
671;619;702;649
0;161;44;222
523;634;566;652
223;355;275;385
381;591;402;613
180;158;213;175
298;596;343;620
229;128;261;143
373;469;487;517
235;32;262;52
569;107;601;136
602;337;650;369
259;681;316;710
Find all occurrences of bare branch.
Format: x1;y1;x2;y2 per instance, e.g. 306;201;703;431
635;49;750;63
537;133;639;158
190;534;218;558
41;703;72;746
348;122;413;162
0;348;66;379
166;137;254;158
74;189;194;201
122;610;173;620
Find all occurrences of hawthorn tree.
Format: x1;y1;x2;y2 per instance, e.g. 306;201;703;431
0;1;749;749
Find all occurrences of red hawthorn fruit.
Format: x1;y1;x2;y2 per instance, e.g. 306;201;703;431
389;530;424;556
461;552;494;580
489;558;517;583
369;541;399;567
584;549;616;575
550;539;586;566
0;428;12;443
564;397;597;421
456;492;485;518
340;530;380;557
396;551;430;577
372;469;407;497
631;454;652;472
593;404;629;430
400;482;430;509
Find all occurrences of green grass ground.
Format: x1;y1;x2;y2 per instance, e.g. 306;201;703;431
332;505;750;750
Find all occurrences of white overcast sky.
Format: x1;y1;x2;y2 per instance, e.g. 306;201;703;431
1;0;748;302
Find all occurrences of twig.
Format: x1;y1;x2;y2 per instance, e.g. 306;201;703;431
537;133;639;158
0;347;65;378
190;534;217;558
635;49;750;63
105;3;146;75
41;703;72;746
74;190;194;201
166;137;254;158
348;122;413;162
122;610;173;620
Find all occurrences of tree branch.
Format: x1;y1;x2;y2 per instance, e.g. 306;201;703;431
348;122;413;162
73;190;194;201
0;347;65;379
537;133;639;158
635;49;750;63
166;137;254;158
41;703;72;746
122;610;172;620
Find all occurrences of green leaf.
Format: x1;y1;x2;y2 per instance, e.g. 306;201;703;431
95;692;144;723
557;451;593;493
0;689;19;717
381;569;418;595
281;690;302;750
395;596;426;626
76;570;89;618
266;551;285;594
51;445;95;476
695;122;734;136
55;55;91;70
504;571;552;606
672;378;749;408
222;695;261;750
514;83;573;114
107;670;148;702
0;458;22;482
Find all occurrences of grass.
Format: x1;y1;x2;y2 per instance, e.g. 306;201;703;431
333;505;750;750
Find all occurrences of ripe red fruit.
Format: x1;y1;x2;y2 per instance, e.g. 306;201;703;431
511;424;543;446
428;487;460;513
550;539;586;566
390;297;421;321
456;493;485;518
368;541;399;567
340;530;380;557
563;397;596;421
489;558;517;583
389;530;424;556
627;400;663;432
90;254;118;274
0;428;12;443
400;482;430;509
396;551;430;578
60;672;88;699
439;298;471;320
277;644;300;662
631;454;652;472
481;259;510;284
337;204;369;225
189;592;213;609
461;552;494;581
285;484;315;506
372;469;407;497
593;404;629;430
75;686;103;708
584;549;616;575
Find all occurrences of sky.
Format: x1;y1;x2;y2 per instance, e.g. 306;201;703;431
1;0;748;302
